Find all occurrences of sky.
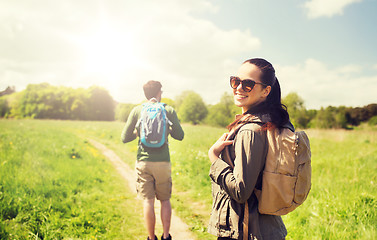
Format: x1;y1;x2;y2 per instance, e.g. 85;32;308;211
1;0;376;109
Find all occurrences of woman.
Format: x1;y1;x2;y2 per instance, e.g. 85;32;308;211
208;58;293;240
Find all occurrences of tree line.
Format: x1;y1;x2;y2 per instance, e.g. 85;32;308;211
1;83;376;129
0;83;114;121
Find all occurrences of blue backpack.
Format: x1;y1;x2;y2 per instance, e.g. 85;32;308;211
138;102;170;148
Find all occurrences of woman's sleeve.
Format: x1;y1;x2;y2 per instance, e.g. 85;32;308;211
209;127;267;203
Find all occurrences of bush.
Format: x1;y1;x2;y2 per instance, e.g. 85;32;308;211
309;106;348;129
115;103;137;122
177;91;208;125
204;92;239;128
368;116;377;126
0;97;10;117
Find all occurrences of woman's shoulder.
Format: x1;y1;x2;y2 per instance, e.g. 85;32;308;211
238;114;268;132
238;122;264;132
235;121;268;150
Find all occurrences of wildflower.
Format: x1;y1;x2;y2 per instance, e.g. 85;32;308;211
9;142;13;145
72;155;76;159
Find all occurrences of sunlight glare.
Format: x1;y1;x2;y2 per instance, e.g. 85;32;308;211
78;25;140;78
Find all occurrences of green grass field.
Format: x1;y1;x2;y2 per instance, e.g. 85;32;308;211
1;119;376;239
0;120;145;239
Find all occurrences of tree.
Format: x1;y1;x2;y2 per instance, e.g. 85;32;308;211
283;92;304;112
346;107;368;126
15;83;52;118
283;93;311;128
161;98;175;108
4;83;116;121
205;92;239;127
174;91;192;113
0;86;15;97
7;91;24;118
0;97;9;117
86;86;115;121
310;106;347;129
70;93;87;120
115;103;137;122
368;116;377;126
177;91;208;125
365;104;377;119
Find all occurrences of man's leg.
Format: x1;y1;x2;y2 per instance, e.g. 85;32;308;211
160;199;171;239
144;198;156;239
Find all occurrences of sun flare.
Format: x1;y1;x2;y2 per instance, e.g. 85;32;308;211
77;25;140;78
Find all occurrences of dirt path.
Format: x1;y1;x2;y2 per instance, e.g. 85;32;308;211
89;139;195;240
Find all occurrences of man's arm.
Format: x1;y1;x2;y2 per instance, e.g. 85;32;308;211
121;107;139;143
166;107;184;141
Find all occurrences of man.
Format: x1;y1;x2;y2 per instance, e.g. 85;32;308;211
121;80;184;240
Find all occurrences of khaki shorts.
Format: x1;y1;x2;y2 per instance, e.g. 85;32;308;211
135;161;172;200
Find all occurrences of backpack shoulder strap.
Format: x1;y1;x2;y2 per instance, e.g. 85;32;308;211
136;103;148;127
158;102;167;112
222;120;264;168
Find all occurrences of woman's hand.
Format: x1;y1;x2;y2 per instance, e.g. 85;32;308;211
208;133;233;163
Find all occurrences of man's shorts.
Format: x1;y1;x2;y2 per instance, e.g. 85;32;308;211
135;161;172;200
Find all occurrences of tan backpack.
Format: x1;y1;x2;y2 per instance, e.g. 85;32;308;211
223;122;312;215
255;127;311;215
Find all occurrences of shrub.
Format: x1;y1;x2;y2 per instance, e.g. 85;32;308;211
368;116;377;126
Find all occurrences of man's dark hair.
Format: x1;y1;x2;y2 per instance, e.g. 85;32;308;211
143;80;162;100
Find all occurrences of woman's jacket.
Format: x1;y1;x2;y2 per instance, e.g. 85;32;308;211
208;115;291;240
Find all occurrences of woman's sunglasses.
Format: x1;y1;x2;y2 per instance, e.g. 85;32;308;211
230;76;268;92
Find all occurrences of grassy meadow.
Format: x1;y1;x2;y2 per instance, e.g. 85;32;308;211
1;119;376;239
0;120;145;239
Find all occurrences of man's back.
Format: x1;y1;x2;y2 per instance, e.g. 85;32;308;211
121;103;184;162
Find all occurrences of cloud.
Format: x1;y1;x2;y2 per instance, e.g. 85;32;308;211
3;1;375;110
0;0;260;105
303;0;363;19
276;59;377;109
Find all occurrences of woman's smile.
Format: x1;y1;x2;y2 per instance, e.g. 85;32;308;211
234;92;248;101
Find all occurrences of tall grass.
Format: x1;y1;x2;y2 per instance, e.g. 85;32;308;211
283;129;377;239
0;120;145;239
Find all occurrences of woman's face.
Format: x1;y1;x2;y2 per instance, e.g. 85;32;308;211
233;63;271;113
